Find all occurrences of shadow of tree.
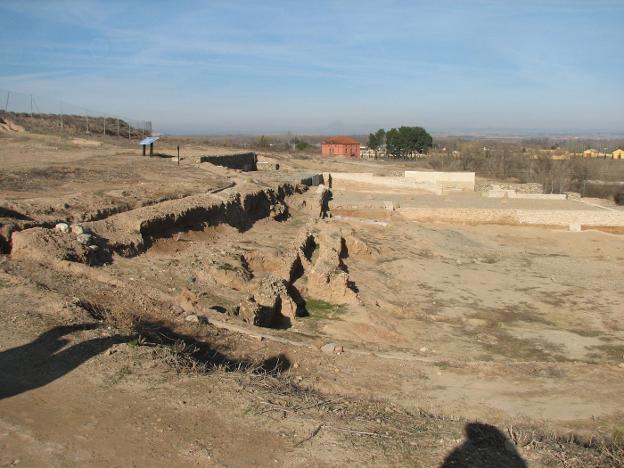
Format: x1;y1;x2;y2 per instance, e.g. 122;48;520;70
0;319;291;401
134;320;291;374
0;323;129;400
441;422;527;468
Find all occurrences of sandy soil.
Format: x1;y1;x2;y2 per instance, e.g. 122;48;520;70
1;128;623;466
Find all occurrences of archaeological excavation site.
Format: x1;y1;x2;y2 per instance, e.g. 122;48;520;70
1;125;624;467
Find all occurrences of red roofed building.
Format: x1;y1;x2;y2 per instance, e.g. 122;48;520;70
321;136;361;158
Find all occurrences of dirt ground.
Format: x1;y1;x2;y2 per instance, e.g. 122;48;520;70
1;126;624;467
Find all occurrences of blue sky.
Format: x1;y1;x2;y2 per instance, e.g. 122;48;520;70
0;0;623;134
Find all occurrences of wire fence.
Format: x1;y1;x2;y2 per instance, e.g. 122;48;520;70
0;88;152;139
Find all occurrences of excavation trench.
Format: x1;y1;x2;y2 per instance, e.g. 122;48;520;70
9;181;359;330
83;182;303;258
9;182;304;262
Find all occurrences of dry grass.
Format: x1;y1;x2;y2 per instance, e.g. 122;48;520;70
234;368;624;467
75;298;139;331
505;422;624;467
27;297;624;466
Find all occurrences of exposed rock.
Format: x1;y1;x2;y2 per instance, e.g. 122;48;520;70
305;226;358;305
270;202;288;220
253;275;300;321
176;288;199;312
185;314;208;324
344;231;374;256
54;223;70;233
321;342;337;354
76;233;94;245
245;229;315;285
11;227;91;264
476;181;543;194
238;297;275;327
244;250;297;282
565;192;581;201
170;304;185;315
71;224;85;235
246;224;361;312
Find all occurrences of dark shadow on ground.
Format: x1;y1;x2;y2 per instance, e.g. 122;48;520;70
134;320;291;374
0;323;129;400
0;318;291;400
149;152;177;159
0;206;32;221
441;422;527;468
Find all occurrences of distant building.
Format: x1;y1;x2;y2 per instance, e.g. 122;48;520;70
360;145;388;159
583;149;600;158
360;146;377;159
551;153;571;160
321;136;361;158
612;148;624;160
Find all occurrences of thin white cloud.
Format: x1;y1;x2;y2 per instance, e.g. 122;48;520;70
1;0;622;132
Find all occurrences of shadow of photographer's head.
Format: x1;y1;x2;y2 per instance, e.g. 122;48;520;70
441;422;527;468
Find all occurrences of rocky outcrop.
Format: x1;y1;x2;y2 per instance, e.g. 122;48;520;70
303;224;359;305
252;275;301;322
245;221;360;311
233;274;302;328
236;297;273;327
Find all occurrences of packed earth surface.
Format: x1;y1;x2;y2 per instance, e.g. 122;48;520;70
1;125;624;467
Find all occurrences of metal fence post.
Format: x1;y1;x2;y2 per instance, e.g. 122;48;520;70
0;88;152;140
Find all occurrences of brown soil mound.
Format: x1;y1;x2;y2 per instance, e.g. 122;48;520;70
0;117;25;133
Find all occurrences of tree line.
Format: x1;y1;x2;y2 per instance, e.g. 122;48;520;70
368;126;433;158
